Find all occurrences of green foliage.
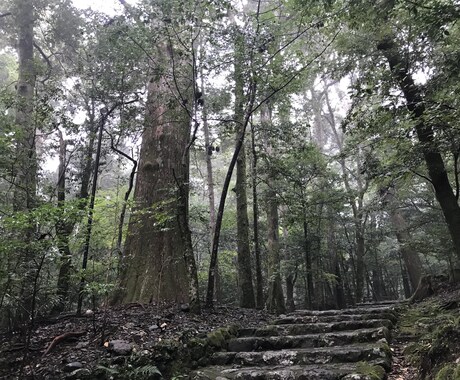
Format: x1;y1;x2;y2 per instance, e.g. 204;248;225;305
129;364;162;380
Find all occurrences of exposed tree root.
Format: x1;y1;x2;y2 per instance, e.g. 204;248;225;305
42;331;85;357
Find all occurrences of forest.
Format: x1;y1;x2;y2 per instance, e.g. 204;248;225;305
1;0;460;375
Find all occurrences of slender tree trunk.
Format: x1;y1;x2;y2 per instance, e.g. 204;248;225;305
302;217;314;309
234;29;255;308
205;67;257;310
251;124;264;309
378;37;460;264
382;185;423;291
266;185;286;314
355;229;365;302
262;104;285;314
79;101;97;203
54;131;73;313
200;68;220;303
77;111;106;315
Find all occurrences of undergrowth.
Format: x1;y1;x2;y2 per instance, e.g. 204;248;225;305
399;299;460;380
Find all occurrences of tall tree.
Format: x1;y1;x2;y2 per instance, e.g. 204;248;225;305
11;0;37;325
234;28;256;308
114;6;199;310
13;0;36;212
262;103;286;314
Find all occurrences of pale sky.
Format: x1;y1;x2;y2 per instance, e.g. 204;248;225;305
72;0;137;16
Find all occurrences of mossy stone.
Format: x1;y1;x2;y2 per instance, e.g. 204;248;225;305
355;362;386;380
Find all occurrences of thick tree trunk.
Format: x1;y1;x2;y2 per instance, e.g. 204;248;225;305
115;43;197;308
13;0;36;212
378;37;460;263
13;0;36;326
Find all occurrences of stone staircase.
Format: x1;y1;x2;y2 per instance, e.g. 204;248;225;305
190;303;400;379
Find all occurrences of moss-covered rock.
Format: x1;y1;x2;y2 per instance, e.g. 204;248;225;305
354;362;386;380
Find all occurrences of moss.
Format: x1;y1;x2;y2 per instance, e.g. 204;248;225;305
206;325;239;348
434;363;460;380
397;296;460;380
206;329;225;348
355;362;386;380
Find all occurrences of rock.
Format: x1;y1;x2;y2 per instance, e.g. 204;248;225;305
63;362;83;373
65;368;91;379
107;340;133;356
149;324;160;331
124;322;135;329
181;303;191;312
76;341;89;349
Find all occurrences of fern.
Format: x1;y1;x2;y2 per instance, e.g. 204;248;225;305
129;364;162;379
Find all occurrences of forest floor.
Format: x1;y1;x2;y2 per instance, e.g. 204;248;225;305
388;280;460;380
0;303;273;379
1;283;459;380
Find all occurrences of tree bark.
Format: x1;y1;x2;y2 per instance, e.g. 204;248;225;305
54;130;73;313
378;37;460;263
115;42;196;308
302;216;314;309
234;29;255;308
262;104;285;315
251;124;264;309
13;0;36;212
265;184;286;314
381;185;423;292
12;0;36;326
199;67;220;303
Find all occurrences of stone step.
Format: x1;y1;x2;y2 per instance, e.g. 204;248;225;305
227;327;390;352
291;306;396;317
210;342;391;370
356;300;406;307
274;312;398;325
238;319;393;337
190;361;387;380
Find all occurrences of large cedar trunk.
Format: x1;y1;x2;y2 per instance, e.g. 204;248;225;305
115;44;195;306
